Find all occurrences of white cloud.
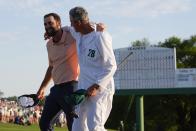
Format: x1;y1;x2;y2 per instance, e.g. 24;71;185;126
0;0;192;17
0;27;41;45
0;31;22;44
141;0;191;17
0;0;67;16
0;0;43;10
92;0;191;17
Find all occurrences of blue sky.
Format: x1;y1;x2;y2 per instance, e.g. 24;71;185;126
0;0;196;97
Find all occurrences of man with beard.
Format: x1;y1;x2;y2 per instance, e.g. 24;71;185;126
37;13;79;131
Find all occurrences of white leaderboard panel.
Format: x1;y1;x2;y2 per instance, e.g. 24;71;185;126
114;47;176;89
175;68;196;87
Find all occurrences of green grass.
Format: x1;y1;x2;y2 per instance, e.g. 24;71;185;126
0;123;116;131
0;123;67;131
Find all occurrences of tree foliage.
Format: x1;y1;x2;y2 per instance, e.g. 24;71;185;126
6;96;17;101
158;35;196;68
131;38;150;47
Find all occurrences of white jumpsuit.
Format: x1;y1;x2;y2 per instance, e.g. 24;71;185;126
70;27;117;131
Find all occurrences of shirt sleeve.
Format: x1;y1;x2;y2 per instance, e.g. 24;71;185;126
46;42;53;66
95;32;117;88
62;26;80;41
48;57;53;66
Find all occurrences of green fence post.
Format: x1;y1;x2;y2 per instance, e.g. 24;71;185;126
136;95;144;131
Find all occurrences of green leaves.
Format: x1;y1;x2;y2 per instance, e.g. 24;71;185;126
159;35;196;68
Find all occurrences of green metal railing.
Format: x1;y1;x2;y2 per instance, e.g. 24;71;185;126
115;87;196;131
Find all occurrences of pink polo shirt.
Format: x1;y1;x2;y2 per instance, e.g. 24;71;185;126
46;29;79;84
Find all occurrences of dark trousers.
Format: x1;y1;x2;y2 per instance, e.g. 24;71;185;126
39;81;78;131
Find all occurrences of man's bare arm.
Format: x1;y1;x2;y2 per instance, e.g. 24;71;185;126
37;66;53;99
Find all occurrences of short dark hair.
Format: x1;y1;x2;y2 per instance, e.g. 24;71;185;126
69;7;89;21
44;13;61;24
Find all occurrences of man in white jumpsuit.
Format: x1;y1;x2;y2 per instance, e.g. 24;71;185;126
68;7;117;131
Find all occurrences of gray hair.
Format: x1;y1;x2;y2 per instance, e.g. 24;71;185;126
69;6;89;21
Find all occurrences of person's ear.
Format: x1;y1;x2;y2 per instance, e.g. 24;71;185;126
57;21;61;28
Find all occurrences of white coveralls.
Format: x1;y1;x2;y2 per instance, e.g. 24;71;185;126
69;27;117;131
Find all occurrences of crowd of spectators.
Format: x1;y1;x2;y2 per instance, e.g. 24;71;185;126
0;98;67;127
0;99;42;125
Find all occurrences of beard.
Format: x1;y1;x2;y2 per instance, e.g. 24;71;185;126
45;27;58;37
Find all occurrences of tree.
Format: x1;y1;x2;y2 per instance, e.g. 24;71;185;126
158;36;181;48
131;38;150;47
158;35;196;68
6;96;17;101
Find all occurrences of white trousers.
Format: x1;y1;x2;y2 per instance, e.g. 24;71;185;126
72;91;113;131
